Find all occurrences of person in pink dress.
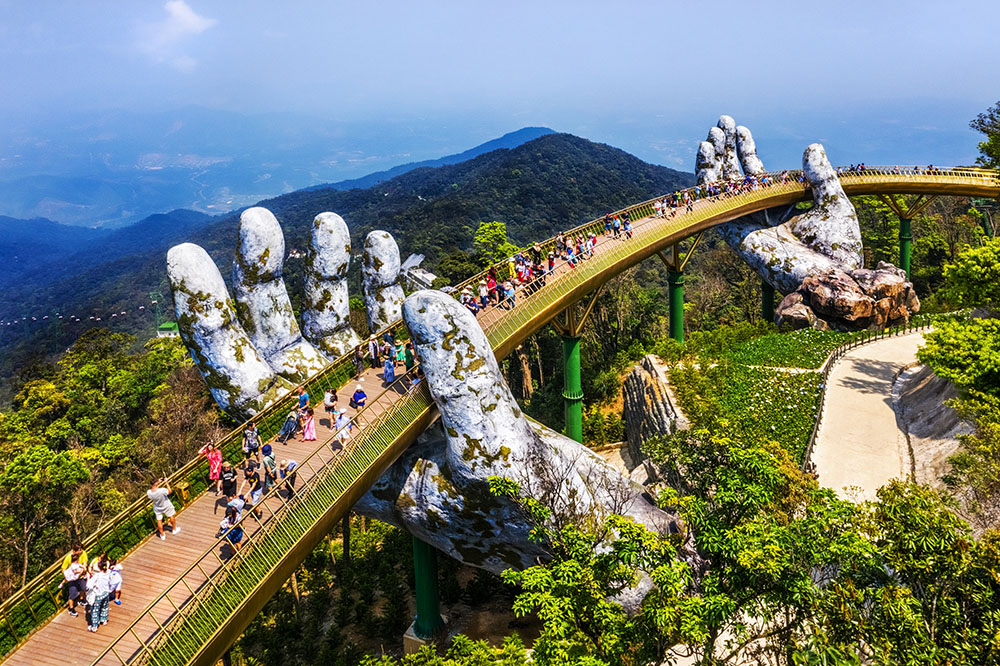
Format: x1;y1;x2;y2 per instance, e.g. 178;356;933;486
199;443;224;495
302;407;317;441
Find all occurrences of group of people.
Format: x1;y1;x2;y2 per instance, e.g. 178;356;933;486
360;332;417;386
60;544;123;633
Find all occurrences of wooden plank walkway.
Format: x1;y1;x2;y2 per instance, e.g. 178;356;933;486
5;207;668;666
4;363;407;666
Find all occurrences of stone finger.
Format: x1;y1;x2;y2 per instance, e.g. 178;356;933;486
716;115;741;178
696;141;721;184
233;207;328;381
167;243;291;418
362;230;404;332
736;125;765;175
301;212;361;357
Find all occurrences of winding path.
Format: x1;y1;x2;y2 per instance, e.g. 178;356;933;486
812;332;924;501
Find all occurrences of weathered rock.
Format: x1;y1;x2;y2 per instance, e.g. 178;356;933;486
362;231;405;333
356;291;681;583
301;212;361;357
167;243;291;418
233;207;329;381
802;269;874;321
776;265;920;331
775;293;818;330
622;355;688;481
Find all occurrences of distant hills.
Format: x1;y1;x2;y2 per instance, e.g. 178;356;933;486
0;132;693;399
319;127;555;191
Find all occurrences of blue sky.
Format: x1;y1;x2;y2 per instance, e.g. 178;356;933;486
2;0;999;170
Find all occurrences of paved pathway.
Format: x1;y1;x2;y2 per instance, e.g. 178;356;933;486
812;332;924;501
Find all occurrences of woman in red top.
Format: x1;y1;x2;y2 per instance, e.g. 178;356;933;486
199;443;224;495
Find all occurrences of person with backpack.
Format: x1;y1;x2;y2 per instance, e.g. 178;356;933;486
242;423;261;469
261;444;278;494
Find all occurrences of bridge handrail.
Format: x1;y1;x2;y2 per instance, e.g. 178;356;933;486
2;165;998;661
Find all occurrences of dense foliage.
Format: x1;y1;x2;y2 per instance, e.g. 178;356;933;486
0;329;219;591
971;100;1000;170
918;237;1000;527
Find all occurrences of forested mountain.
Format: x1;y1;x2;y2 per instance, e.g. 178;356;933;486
0;216;107;284
0;133;692;399
319;126;555;191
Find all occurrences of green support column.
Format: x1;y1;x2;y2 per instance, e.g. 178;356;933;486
898;217;912;278
668;271;685;343
761;280;775;322
562;334;583;443
412;536;444;639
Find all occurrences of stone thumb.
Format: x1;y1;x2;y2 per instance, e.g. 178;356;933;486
402;290;536;479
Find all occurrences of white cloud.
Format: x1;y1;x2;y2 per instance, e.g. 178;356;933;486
137;1;217;70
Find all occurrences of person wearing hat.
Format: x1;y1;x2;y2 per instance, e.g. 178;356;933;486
334;408;352;450
350;384;367;409
279;460;299;499
477;280;489;309
367;335;380;369
261;444;277;493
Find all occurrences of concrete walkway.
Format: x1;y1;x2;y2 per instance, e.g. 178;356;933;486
812;332;924;501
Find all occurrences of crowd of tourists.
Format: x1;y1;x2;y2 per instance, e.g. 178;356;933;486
59;544;123;633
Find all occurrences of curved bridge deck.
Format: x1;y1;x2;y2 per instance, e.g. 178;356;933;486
3;166;998;666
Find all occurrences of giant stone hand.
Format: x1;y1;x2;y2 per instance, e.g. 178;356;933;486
697;115;919;330
355;290;687;589
168;207;406;419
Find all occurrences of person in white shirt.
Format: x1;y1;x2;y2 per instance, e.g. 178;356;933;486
85;560;111;632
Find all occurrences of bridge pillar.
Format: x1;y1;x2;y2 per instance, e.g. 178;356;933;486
668;271;684;343
761;280;775;323
405;536;445;651
879;194;937;280
898;217;912;279
562;334;584;443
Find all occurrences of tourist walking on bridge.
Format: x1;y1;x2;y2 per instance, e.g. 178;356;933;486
242;423;261;468
353;345;365;379
147;477;179;540
302;407;317;442
279;460;298;499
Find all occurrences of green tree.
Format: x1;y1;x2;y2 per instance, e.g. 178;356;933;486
473;220;518;268
971;101;1000;169
0;445;89;585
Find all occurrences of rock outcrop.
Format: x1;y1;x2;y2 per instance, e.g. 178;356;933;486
776;261;920;331
696;116;920;330
622;355;689;481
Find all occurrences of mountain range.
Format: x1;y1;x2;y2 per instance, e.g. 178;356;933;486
0;131;693;399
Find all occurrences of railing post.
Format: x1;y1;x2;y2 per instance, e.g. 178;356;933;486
899;217;912;278
668;270;685;343
761;279;775;323
562;333;584;443
410;536;444;639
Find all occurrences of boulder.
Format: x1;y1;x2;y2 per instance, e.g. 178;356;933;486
776;265;920;331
